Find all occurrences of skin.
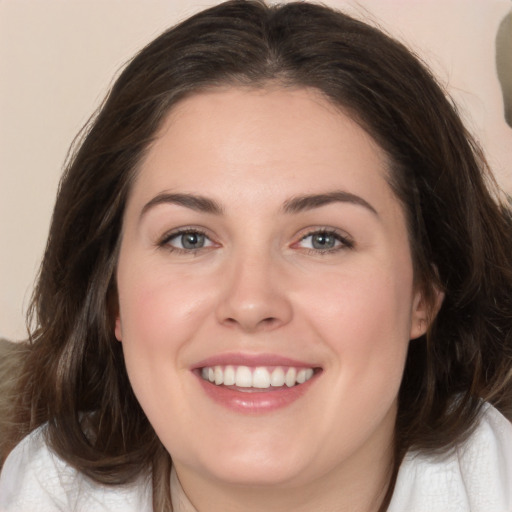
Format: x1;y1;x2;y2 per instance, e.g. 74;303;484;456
115;87;431;512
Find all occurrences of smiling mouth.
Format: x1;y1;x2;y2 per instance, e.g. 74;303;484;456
200;365;317;390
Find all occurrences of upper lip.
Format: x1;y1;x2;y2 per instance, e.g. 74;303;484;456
191;352;321;370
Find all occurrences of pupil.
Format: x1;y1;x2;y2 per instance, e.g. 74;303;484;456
182;233;204;249
312;233;334;249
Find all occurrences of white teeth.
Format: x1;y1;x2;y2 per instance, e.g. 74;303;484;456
270;367;285;387
224;365;236;386
214;366;223;385
285;368;296;387
200;365;315;388
235;366;253;387
252;367;271;388
296;368;314;384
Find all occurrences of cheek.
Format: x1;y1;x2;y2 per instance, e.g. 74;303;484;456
115;266;216;435
299;259;414;381
307;263;412;330
115;261;216;396
117;258;215;343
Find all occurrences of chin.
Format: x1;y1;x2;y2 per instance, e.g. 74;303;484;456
177;439;314;488
205;459;308;488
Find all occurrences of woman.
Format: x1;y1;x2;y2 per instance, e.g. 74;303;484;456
1;1;511;511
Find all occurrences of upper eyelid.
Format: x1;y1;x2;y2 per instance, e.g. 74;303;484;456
296;226;353;241
158;227;211;245
156;225;353;247
300;228;345;238
294;228;355;249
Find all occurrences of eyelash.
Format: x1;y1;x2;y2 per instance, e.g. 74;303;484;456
157;228;354;254
158;228;213;254
295;229;355;254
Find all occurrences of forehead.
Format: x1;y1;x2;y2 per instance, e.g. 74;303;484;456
128;86;396;215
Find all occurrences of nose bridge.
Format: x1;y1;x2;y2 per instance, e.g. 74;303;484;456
216;242;292;332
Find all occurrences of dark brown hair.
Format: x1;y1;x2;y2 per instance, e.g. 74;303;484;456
6;1;512;510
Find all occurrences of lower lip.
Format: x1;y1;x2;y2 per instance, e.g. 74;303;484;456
195;373;319;413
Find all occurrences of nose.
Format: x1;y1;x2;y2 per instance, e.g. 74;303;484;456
215;250;293;333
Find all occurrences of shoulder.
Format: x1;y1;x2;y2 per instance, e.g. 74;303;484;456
0;427;152;512
388;403;512;512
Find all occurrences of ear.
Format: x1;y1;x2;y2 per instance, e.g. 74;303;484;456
409;285;444;340
107;282;123;342
114;316;123;342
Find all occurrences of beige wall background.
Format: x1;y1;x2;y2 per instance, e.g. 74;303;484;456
1;0;511;341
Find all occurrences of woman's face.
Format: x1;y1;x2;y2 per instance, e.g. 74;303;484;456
115;87;428;492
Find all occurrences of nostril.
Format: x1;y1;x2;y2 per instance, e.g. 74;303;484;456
222;315;279;331
255;316;281;331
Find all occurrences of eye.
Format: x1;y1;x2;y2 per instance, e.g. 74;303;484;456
296;230;354;252
160;229;215;252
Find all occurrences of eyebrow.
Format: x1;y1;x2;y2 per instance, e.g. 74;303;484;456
141;192;224;217
140;189;377;219
282;191;378;215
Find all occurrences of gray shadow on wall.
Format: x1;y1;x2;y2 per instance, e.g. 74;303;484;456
496;8;512;128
